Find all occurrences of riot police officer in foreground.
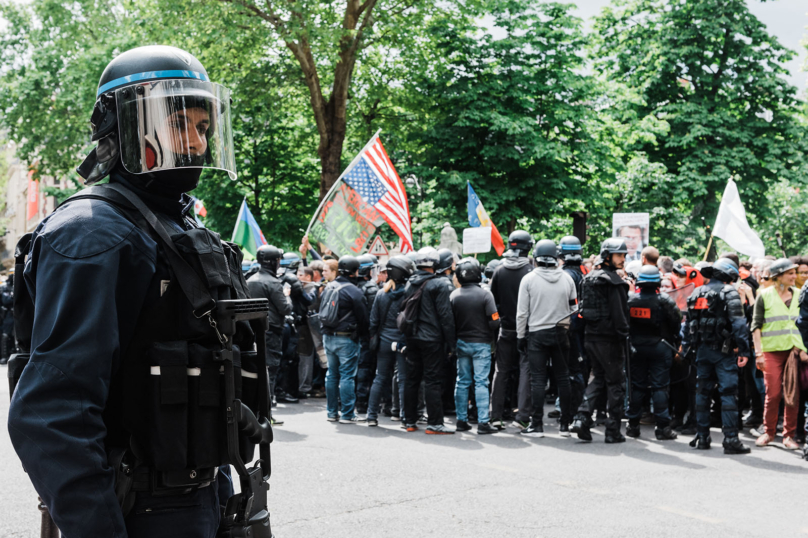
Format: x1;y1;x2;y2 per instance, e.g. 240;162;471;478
8;46;273;537
559;235;587;409
683;258;751;454
572;238;630;443
625;266;681;440
248;245;293;404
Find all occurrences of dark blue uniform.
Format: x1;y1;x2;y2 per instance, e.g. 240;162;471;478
7;178;222;537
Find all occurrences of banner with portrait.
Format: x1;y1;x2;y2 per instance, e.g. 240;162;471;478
612;213;650;263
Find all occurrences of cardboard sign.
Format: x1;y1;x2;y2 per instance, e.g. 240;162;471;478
368;236;389;256
463;227;492;254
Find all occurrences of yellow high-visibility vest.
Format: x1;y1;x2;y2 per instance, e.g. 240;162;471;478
760;286;806;353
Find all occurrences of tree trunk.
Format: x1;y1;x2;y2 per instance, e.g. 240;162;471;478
318;114;346;198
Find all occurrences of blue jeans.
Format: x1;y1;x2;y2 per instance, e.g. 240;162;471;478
454;339;492;424
324;334;360;419
368;338;406;421
695;346;740;437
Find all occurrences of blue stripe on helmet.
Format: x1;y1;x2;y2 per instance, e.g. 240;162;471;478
637;275;661;282
561;245;580;251
97;70;210;96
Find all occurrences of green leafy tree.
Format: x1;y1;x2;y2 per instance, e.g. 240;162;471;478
592;0;808;256
398;2;606;251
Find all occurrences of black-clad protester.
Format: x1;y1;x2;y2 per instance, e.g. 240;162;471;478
625;266;681;440
402;248;457;434
516;240;577;437
559;235;588;410
436;248;459;415
321;256;369;423
0;274;13;364
277;252;312;403
682;258;751;454
248;245;294;411
355;254;380;414
490;231;535;430
572;238;631;443
9;46;258;537
366;256;414;426
450;257;500;434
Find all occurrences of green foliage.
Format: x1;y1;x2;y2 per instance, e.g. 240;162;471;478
592;0;808;256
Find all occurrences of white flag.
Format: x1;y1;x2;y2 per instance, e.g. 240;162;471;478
712;178;765;258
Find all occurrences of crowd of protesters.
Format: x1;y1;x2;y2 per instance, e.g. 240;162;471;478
244;231;808;458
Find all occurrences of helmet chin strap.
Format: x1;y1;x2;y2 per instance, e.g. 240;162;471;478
119;165;203;197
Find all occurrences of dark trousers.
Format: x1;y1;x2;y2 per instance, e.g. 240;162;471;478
356;342;377;410
368;339;406;421
578;338;626;435
491;331;531;422
404;339;445;426
126;483;219;538
527;328;572;424
278;323;299;396
626;341;672;427
265;332;283;396
695;346;740;437
442;354;458;413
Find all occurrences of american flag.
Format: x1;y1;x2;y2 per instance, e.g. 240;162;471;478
343;136;413;253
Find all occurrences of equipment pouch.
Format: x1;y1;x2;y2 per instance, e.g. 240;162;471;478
187;343;226;469
148;341;189;471
172;228;230;290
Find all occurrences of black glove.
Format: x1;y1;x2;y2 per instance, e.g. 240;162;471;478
517;338;527;354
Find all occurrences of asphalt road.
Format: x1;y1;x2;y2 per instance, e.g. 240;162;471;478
2;371;807;538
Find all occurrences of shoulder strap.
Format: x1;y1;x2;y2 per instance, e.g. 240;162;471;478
68;183;216;317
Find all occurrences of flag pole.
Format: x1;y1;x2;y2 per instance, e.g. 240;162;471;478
702;235;714;263
231;195;247;243
304;129;383;238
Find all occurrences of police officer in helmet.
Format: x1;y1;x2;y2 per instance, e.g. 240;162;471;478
8;46;264;537
355;253;380;415
572;238;631;443
683;258;751;454
625;266;681;440
558;235;587;410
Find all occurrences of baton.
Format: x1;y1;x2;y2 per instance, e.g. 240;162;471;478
660;339;679;355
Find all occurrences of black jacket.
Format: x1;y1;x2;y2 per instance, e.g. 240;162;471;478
405;270;456;345
369;286;406;343
247;268;291;331
582;265;630;340
322;276;368;338
490;257;533;331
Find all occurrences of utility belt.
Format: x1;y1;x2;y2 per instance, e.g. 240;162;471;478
131;464;217;495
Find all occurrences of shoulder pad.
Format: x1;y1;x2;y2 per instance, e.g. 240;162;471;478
38;198;150;260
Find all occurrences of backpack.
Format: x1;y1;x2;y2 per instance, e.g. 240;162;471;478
396;275;435;337
318;280;351;329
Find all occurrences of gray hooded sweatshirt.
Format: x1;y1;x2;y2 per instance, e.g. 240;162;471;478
516;267;577;338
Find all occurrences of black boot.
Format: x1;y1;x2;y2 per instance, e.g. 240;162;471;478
655;426;678;440
455;420;472;432
605;431;626;444
626;422;641;438
722;436;751;455
689;433;711;450
571;414;592;442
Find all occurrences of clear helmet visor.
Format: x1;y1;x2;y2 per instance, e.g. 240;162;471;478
116;79;236;179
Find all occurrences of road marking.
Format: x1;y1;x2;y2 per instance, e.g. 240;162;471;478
657;505;722;524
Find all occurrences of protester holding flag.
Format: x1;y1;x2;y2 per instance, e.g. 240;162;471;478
232;197;268;258
468;183;505;256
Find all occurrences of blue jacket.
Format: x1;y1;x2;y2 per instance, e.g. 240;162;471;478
7;177;194;537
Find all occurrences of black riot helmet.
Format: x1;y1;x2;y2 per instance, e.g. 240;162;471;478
599;238;628;266
280;252;301;273
385;256;414;284
436;248;456;273
484;259;502;280
415;247;440;269
77;45;236;195
711;257;739;283
507;230;534;257
338;255;361;277
357;254;378;279
533;240;558;267
558;235;583;264
456;257;483;285
636;265;662;289
256;245;283;273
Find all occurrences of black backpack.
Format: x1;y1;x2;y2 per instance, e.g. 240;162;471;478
396;275;435;337
318;280;351;330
